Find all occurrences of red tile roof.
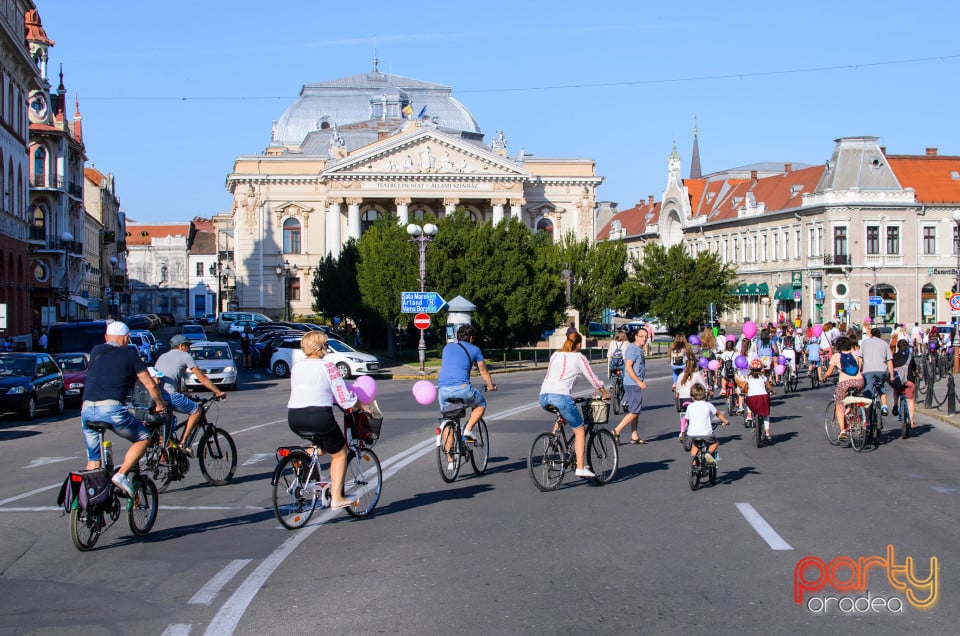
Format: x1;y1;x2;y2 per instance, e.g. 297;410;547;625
125;223;190;246
84;167;105;187
885;155;960;204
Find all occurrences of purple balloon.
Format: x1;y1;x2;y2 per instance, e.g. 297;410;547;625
774;364;786;376
698;356;709;369
688;335;701;346
930;342;937;351
708;359;721;371
777;355;786;365
735;355;748;369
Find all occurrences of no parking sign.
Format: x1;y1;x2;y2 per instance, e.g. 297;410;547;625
950;293;960;311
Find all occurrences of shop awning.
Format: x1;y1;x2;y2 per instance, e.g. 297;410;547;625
774;284;797;301
69;294;89;307
747;283;759;296
757;282;770;296
730;283;749;296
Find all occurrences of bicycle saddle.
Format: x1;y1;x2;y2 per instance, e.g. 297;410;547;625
441;404;467;419
84;420;111;432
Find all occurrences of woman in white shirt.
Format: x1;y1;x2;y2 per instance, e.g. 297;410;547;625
287;331;366;510
539;330;610;478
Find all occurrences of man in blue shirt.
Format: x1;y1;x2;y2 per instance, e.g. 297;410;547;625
437;324;497;440
612;328;649;444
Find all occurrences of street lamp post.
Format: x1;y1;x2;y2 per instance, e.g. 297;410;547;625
60;230;73;320
275;260;298;321
406;222;438;374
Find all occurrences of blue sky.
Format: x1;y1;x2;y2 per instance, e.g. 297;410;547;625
36;1;960;224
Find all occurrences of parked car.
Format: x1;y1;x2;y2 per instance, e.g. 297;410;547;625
199;313;217;326
636;315;670;337
47;320;107;355
182;324;208;342
124;315;152;331
144;314;163;330
0;352;65;419
252;333;302;368
586;322;614;338
227;319;259;338
156;312;176;327
127;332;153;364
183;341;237;391
130;329;159;359
269;337;380;379
216;311;272;336
53;352;89;406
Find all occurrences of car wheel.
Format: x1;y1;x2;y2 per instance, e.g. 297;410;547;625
273;360;290;378
55;392;65;415
20;395;36;421
336;362;351;379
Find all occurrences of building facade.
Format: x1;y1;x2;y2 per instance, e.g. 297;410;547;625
225;62;602;317
599;136;960;329
125;222;189;323
186;218;217;321
0;2;41;337
84;166;127;318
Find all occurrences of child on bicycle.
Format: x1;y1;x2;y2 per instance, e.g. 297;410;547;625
821;335;864;441
684;382;729;464
805;337;822;378
676;355;706;441
736;358;773;440
720;339;739;410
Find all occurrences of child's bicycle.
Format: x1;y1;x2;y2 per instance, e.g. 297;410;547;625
58;422;159;551
527;396;618;491
271;407;383;529
688;437;718;491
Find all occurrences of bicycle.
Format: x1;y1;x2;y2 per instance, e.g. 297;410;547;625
824;390;872;450
723;375;738;417
688;436;719;491
862;376;885;450
610;368;625;416
783;360;799;393
64;422;158;551
271;407;382;529
527;396;618;490
809;363;821;389
141;395;236;492
896;386;912;439
436;397;489;482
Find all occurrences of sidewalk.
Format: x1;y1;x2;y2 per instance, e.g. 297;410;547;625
915;372;960;429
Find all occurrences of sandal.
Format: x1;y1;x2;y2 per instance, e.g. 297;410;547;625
630;435;648;445
611;430;621;445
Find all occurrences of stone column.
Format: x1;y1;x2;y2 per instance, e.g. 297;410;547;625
510;198;525;222
395;197;411;226
327;198;343;258
346;198;362;240
443;198;459;216
491;198;506;225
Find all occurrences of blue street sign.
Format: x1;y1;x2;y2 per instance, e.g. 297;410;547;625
401;291;447;314
869;296;883;306
815;290;825;301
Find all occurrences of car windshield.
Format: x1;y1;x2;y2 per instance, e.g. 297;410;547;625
190;344;231;360
0;357;34;376
54;354;87;371
183;326;205;335
325;340;356;353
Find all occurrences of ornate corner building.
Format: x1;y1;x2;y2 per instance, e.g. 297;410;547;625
599;134;960;329
225;60;603;317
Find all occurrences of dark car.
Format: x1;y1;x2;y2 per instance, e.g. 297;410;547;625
124;315;152;331
47;320;107;355
156;312;176;327
0;352;65;420
53;352;89;406
252;332;302;367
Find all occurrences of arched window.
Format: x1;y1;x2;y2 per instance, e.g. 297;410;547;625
361;208;380;234
33;146;45;185
282;218;301;254
920;283;936;324
536;217;554;241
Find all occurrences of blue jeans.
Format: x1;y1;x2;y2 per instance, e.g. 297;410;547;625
862;371;887;400
81;401;151;462
438;383;485;412
162;388;199;416
539;393;584;429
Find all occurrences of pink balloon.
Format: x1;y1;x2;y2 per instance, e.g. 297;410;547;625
412;380;437;406
352;375;377;403
774;364;786;375
864;316;872;324
742;321;757;340
708;359;721;371
812;324;823;337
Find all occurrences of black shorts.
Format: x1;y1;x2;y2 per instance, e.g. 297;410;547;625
684;434;717;452
287;406;346;454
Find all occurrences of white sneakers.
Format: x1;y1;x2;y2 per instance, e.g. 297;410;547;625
111;472;134;497
575;467;596;478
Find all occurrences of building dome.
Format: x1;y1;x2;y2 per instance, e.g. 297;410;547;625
272;67;483;150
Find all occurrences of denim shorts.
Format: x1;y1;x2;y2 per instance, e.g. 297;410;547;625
623;385;643;414
438;383;485;411
81;402;151;462
539;393;584;429
862;371;886;398
162;388;199;416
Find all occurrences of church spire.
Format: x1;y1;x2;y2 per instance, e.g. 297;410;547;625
73;96;82;143
372;50;379;73
689;114;702;179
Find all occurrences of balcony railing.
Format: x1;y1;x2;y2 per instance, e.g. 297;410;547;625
29;174;66;189
823;254;850;266
28;225;45;241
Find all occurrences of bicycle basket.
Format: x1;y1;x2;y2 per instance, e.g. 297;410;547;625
582;399;609;425
348;400;383;445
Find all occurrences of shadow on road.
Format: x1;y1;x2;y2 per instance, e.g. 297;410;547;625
372;483;495;517
717;465;761;485
0;429;41;441
111;508;277;546
615;457;673;482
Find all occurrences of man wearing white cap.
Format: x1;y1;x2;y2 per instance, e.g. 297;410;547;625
80;320;166;497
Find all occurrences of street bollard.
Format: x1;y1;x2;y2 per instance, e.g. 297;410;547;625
924;364;934;409
948;374;957;415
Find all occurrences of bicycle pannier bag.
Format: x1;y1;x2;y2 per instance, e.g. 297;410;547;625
56;470;111;513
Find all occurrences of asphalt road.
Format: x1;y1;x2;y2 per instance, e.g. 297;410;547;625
0;357;957;635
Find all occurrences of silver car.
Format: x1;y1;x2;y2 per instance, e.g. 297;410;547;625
183;341;237;391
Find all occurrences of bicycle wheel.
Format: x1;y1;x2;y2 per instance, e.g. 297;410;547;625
726;389;737;417
789;368;799;392
870;405;881;449
849;406;867;452
198;428;237;486
612;378;624;415
468;418;490;474
782;369;791;394
675;394;682;412
345;447;382;518
272;452;318;529
708;464;718;486
127;477;158;536
755;414;764;448
588;428;619;484
70;508;102;551
900;396;911;439
144;442;175;494
689;457;701;491
528;432;566;491
824;400;841;445
437;421;462;482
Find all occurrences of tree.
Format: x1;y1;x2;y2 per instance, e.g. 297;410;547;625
631;243;738;334
557;232;629;325
355;215;418;346
310;239;362;320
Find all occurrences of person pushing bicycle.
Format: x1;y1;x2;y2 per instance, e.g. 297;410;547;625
437;324;497;441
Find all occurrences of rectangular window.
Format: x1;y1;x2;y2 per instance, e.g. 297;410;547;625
833;226;847;264
866;226;880;255
290;278;301;301
196;261;203;277
887;227;900;255
796;229;802;259
772;233;779;261
922;226;936;255
954;225;960;255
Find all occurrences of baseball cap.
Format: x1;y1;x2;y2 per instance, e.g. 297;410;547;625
105;321;130;336
170;334;189;347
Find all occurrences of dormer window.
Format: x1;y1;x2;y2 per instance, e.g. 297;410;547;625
790;185;803;196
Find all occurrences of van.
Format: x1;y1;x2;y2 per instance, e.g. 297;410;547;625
216;311;271;335
47;321;108;354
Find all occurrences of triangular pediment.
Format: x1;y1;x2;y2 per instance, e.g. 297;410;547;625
322;129;529;179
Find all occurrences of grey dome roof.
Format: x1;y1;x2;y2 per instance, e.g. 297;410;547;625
273;69;483;149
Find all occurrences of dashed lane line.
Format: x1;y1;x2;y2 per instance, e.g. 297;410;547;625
736;502;794;550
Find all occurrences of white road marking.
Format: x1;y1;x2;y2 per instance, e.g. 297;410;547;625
162;624;191;635
736;502;794;550
241;453;274;466
25;457;76;469
0;483;61;507
190;559;251;605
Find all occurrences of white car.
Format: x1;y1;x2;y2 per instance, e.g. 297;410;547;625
227;320;258;338
182;324;207;342
183;341;237;391
269;337;380;379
